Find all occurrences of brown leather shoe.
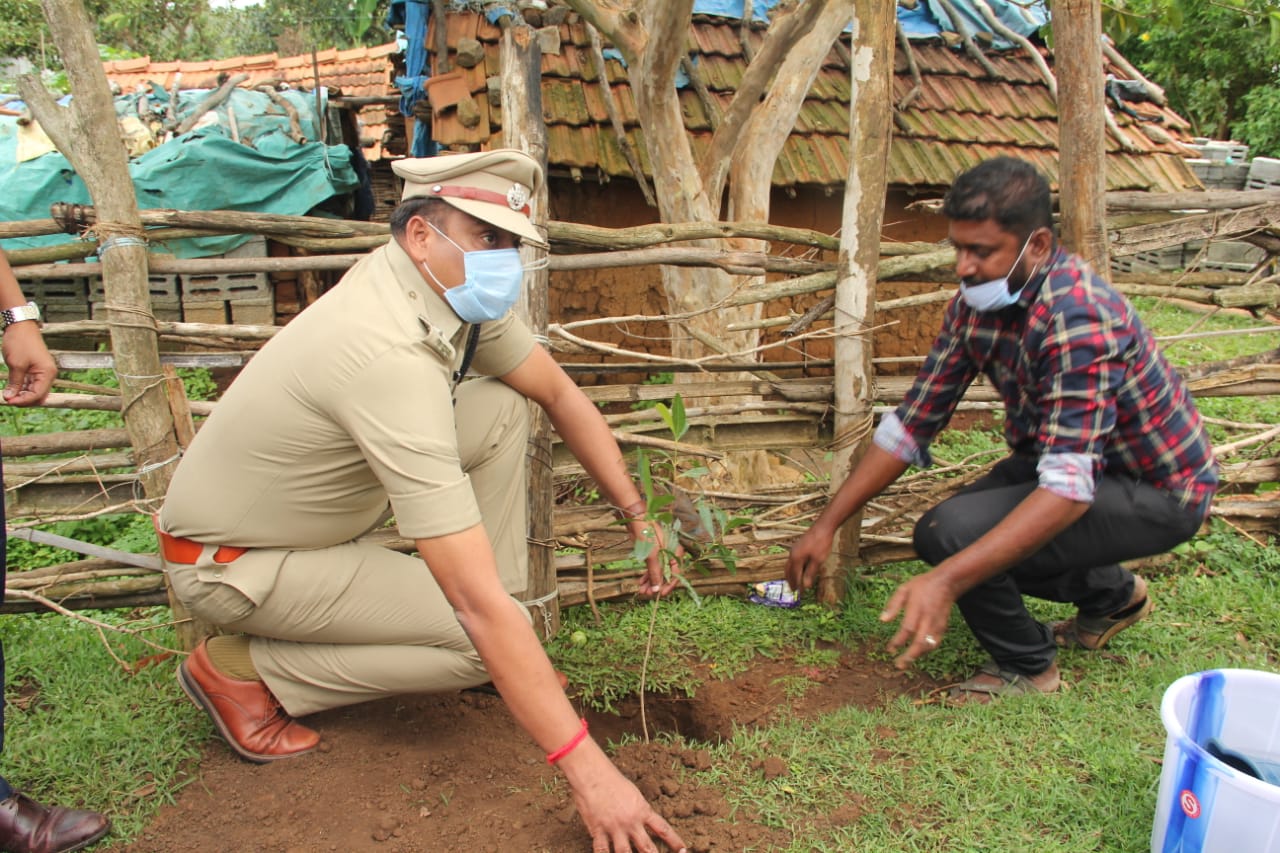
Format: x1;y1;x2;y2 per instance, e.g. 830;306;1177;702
0;792;109;853
177;640;319;763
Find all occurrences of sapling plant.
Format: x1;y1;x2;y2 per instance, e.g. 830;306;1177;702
623;394;748;740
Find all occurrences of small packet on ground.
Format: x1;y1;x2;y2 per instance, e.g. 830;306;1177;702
748;579;801;608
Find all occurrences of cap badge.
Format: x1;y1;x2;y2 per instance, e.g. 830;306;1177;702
507;183;530;211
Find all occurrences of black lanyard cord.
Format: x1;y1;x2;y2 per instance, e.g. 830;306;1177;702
452;323;482;388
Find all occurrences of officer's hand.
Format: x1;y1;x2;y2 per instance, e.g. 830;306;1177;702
571;763;687;853
632;519;681;598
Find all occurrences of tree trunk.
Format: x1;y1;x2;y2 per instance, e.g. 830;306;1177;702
563;0;846;377
17;0;210;650
1053;1;1110;275
502;21;559;640
822;1;895;604
719;0;856;394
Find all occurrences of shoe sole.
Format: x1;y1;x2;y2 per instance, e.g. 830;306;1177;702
1087;594;1154;649
1052;594;1154;651
177;663;315;764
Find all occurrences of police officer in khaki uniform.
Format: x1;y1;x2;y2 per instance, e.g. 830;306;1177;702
157;149;688;853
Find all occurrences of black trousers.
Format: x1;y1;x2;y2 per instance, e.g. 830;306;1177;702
912;455;1205;676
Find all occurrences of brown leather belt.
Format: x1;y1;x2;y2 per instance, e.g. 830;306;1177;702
155;525;247;566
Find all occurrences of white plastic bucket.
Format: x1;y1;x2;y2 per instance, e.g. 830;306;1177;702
1152;669;1280;852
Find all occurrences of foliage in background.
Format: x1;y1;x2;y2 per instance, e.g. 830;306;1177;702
0;0;212;68
208;0;391;59
1100;0;1280;157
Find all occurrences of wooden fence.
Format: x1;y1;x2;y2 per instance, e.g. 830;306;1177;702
3;195;1278;615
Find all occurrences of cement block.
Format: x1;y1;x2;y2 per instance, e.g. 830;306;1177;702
181;271;270;303
1247;156;1280;184
181;302;229;325
229;297;274;326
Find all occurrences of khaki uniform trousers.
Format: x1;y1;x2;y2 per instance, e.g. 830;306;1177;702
164;378;533;717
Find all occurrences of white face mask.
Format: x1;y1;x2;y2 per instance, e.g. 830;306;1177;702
421;222;524;323
960;235;1035;312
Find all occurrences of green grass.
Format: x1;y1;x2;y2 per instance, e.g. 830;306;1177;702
0;610;205;838
548;595;846;713
3;530;1275;849
547;526;1280;852
1;306;1276;848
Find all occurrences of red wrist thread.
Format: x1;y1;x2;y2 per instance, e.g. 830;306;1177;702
546;718;589;764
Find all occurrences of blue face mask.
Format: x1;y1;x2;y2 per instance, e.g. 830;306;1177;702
422;222;525;323
960;235;1035;312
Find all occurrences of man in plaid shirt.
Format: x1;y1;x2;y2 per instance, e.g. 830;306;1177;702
787;157;1218;703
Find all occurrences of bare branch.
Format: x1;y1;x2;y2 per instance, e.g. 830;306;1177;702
16;74;75;154
933;0;1000;78
561;0;644;60
701;0;828;197
971;0;1056;98
3;588;183;659
895;20;924;112
725;1;853;218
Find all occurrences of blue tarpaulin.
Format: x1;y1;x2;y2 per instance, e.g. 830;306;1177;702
388;0;438;158
686;0;1044;47
693;0;1048;49
0;88;359;258
576;0;1049;77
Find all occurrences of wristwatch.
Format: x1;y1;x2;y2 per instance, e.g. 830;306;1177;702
1;301;42;329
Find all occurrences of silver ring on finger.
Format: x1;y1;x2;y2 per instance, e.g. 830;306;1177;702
923;634;938;646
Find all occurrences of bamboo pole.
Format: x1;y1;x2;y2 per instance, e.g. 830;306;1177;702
822;0;896;605
1054;0;1110;276
503;18;560;640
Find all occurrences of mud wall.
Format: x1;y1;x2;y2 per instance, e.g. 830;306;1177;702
544;179;952;379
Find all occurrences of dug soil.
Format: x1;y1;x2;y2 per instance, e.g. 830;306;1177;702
117;645;937;853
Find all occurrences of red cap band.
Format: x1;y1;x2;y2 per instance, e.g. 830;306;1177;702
427;183;531;215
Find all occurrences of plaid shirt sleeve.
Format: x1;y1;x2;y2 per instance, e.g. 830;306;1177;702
890;297;980;468
1031;281;1131;501
873;411;928;466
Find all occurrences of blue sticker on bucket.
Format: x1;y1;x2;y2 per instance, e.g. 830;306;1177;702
1161;670;1227;853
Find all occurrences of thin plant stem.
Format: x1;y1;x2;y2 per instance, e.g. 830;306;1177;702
638;594;660;744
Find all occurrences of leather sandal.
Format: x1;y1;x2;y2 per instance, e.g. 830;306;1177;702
1052;576;1153;651
944;659;1060;706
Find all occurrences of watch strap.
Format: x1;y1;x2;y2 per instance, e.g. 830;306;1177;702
1;301;41;328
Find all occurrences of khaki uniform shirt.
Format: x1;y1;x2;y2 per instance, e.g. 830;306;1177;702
159;238;536;556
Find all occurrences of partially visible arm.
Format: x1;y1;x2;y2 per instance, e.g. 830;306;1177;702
785;444;909;592
788;302;977;592
418;526;686;853
501;345;679;595
0;250;56;407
